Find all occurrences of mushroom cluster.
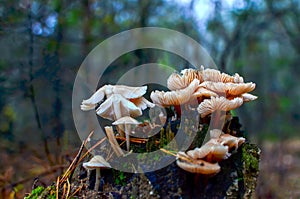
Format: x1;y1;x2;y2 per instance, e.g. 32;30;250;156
151;66;257;115
176;129;245;174
150;66;257;175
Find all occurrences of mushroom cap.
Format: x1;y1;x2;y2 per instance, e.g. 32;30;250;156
107;85;147;99
83;155;111;170
203;68;244;83
187;143;229;161
81;87;105;110
176;152;221;174
199;81;256;96
192;87;218;99
241;93;258;102
167;67;204;90
96;94;142;120
150;79;199;106
197;96;244;118
218;134;246;150
81;85;147;110
112;116;141;125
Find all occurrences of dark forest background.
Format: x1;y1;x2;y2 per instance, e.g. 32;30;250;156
1;0;300;198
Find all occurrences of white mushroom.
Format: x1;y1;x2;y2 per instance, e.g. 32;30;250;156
150;79;199;106
197;96;244;118
81;84;147;110
83;155;111;191
241;93;258;102
112;116;141;151
96;94;142;121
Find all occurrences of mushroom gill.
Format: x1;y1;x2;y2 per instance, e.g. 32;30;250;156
197;96;244;118
203;68;244;83
167;67;204;91
199;81;256;97
150;79;199;106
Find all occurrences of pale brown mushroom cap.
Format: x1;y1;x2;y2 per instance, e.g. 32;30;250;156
197;96;244;118
187;143;229;160
150;79;199;106
176;154;221;174
96;94;142;120
83;155;111;170
199;81;256;96
192;87;218;99
167;67;204;90
218;134;246;150
203;68;244;83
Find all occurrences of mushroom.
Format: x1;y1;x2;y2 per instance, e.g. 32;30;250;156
198;81;256;97
197;96;244;118
150;79;199;106
218;134;245;151
112;116;141;151
83;155;111;191
192;87;218;101
203;68;244;83
96;94;142;120
176;151;221;174
81;84;148;110
129;96;155;110
167;67;204;90
241;93;258;102
187;141;229;162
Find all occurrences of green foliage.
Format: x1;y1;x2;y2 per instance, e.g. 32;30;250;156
25;186;45;199
114;171;126;186
242;144;260;172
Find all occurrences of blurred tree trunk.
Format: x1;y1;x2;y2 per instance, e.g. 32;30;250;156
51;0;65;166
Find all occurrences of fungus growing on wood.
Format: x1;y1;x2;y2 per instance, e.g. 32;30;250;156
217;133;246;151
187;141;229;162
197;96;244;118
150;79;199;106
198;81;256;97
167;67;204;90
203;68;244;83
112;116;141;151
83;155;111;191
176;151;221;174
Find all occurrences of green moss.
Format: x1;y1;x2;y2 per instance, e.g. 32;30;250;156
25;186;45;199
242;143;260;172
25;186;56;199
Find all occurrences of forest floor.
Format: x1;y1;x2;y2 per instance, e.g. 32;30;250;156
1;139;300;198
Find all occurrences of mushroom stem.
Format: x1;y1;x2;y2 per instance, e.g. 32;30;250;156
125;124;131;151
210;110;224;138
95;168;101;191
114;104;125;138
